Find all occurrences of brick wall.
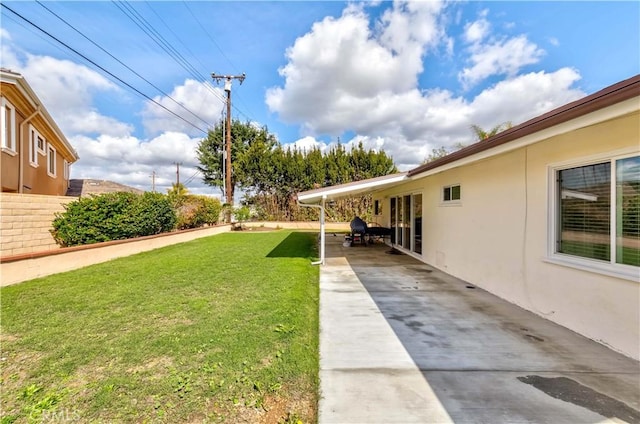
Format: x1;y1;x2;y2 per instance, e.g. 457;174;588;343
0;193;75;257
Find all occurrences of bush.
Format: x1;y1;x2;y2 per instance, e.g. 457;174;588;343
175;195;222;230
51;192;177;247
234;206;251;223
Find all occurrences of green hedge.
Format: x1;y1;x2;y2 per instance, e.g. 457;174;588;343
175;195;222;230
51;192;177;247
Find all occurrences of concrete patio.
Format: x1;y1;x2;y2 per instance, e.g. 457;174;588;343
318;234;640;423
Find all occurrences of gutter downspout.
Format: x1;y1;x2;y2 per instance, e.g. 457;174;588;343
297;195;325;266
19;106;40;193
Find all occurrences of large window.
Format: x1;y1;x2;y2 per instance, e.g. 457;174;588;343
554;155;639;271
1;98;16;153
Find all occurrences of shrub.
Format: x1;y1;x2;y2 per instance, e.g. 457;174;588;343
51;192;177;247
234;206;251;223
175;195;222;230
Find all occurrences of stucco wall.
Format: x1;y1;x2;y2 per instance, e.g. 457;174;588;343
0;192;74;257
376;110;640;359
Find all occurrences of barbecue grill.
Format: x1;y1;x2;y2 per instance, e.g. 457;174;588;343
349;216;392;246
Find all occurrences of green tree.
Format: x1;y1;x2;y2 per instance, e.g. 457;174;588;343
422;142;468;164
167;182;189;208
197;120;278;201
198;122;397;221
470;122;512;141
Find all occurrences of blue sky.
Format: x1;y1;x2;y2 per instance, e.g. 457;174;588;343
1;1;638;197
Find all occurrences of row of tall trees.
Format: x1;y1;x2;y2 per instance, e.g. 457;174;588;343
197;120;397;221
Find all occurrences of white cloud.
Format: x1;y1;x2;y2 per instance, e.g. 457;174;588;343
463;10;490;43
287;136;325;152
458;9;545;89
268;2;584;171
266;1;447;135
70;131;219;196
287;134;386;155
459;35;545;89
142;80;226;137
17;54;132;137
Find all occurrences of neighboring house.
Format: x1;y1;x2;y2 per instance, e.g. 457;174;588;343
298;74;640;360
1;68;78;195
66;179;144;197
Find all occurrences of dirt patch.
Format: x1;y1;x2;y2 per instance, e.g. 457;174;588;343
1;333;20;343
236;225;278;232
126;356;174;375
205;389;316;424
152;315;194;327
259;393;316;424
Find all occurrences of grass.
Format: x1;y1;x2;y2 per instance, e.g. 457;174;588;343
0;231;319;423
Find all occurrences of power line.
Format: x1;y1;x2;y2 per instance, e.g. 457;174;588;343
182;1;237;74
112;1;233;114
182;169;200;186
117;1;254;123
145;1;211;75
35;1;212;129
114;1;203;81
1;2;209;135
2;13;72;60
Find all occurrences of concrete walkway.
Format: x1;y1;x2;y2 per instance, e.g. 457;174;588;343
318;236;640;424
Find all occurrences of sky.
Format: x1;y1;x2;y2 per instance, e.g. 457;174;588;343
1;1;638;198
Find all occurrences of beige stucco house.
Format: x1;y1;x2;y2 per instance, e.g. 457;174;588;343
298;74;640;360
1;68;78;195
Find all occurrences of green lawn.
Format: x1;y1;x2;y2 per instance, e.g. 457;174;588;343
0;231;319;423
560;240;640;266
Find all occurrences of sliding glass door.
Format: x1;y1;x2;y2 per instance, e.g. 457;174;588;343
389;193;422;255
414;193;422;254
390;197;396;244
403;195;411;250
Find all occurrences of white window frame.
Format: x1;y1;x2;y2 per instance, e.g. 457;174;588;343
546;150;639;281
29;125;46;167
1;97;17;154
63;159;70;180
47;143;57;178
441;184;462;206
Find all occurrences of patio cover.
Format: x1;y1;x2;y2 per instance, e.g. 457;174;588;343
296;172;408;265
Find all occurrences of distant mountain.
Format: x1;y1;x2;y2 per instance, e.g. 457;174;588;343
66;179;144;197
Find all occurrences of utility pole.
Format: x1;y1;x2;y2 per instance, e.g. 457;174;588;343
174;162;182;185
150;170;156;192
211;72;245;221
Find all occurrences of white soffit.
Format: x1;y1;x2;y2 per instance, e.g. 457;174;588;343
297;172;408;204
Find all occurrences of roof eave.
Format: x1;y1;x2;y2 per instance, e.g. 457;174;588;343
297;172;409;204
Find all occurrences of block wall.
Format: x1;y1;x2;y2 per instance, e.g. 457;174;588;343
0;193;74;257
